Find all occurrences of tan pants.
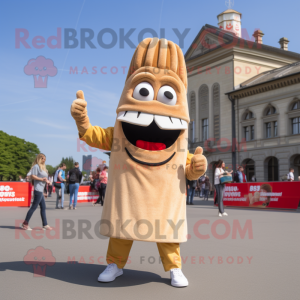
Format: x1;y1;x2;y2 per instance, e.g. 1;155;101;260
106;237;181;271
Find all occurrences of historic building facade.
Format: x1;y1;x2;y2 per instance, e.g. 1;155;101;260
185;9;300;182
227;62;300;181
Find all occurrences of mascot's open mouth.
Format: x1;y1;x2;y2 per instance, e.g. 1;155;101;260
118;111;188;166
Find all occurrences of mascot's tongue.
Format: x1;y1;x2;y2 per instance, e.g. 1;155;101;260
136;140;166;151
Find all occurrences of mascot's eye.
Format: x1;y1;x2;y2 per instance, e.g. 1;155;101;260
132;82;154;101
157;85;177;106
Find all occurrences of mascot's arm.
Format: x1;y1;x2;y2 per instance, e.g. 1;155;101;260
185;147;207;180
80;126;114;151
70;90;113;151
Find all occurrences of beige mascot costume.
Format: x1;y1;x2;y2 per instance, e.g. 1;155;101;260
71;37;207;287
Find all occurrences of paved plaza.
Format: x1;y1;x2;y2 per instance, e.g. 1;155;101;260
0;195;299;300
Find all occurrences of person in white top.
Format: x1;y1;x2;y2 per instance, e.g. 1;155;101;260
48;174;54;197
214;160;233;217
287;168;294;181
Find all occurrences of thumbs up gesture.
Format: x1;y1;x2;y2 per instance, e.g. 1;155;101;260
186;147;207;180
70;90;90;135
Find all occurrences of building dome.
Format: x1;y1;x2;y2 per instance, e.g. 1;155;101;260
217;9;242;37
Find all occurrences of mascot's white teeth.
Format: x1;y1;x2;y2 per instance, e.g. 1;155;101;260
117;111;187;130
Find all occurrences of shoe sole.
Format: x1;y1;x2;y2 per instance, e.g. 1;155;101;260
171;281;189;288
21;226;32;231
98;270;123;282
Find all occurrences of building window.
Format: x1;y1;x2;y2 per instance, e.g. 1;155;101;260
251;125;255;140
267;157;279;181
292;117;300;135
244;111;254;120
189;121;195;143
202;119;209;141
266;122;271;138
291;100;300;110
189;92;196;143
214;115;220;140
274;121;278;137
244;126;250;141
213;83;220;141
264;105;276;116
244;126;254;141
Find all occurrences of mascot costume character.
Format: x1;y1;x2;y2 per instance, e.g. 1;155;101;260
71;37;207;287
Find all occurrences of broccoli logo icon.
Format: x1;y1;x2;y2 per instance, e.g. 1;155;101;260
24;56;57;88
23;246;56;277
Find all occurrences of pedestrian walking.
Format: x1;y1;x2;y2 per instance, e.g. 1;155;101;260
199;175;205;197
48;174;53;197
214;159;233;217
234;166;247;183
186;178;197;205
90;171;98;191
54;163;67;209
203;175;210;201
94;166;108;206
21;153;53;231
201;175;206;198
68;162;82;209
287;168;294;181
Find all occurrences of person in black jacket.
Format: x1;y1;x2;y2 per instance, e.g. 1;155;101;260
68;162;82;209
186;178;197;205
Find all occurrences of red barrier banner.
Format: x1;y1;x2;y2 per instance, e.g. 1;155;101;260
77;186;99;202
0;182;32;207
215;182;300;209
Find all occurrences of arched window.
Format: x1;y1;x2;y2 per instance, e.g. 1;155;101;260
243;110;254;120
241;110;255;141
263;104;278;138
290;98;300;111
264;157;279;181
289;98;300;135
264;105;276;116
199;84;209;141
189;92;196;143
289;154;300;181
241;159;255;181
212;83;220;140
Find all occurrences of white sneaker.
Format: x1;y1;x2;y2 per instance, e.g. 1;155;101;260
170;268;189;287
21;223;32;231
218;213;222;217
98;263;123;282
222;212;228;216
43;225;53;230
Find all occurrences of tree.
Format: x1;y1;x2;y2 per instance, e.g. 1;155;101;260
0;131;40;181
60;157;75;174
46;165;56;176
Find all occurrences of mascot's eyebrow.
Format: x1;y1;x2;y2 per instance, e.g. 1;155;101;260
125;148;176;166
160;76;181;93
131;72;156;85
